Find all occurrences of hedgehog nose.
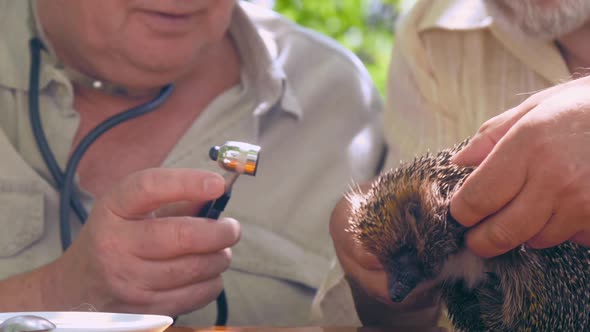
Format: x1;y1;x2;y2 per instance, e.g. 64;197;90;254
389;281;412;303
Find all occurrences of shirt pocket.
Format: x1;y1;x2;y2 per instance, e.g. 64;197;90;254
0;179;45;258
229;221;330;291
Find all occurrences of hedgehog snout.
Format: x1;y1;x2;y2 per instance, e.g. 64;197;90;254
388;276;416;302
385;247;425;302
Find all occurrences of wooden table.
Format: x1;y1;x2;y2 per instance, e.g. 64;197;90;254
166;327;448;332
167;328;376;332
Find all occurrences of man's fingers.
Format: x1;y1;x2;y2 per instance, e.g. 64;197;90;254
155;201;202;218
120;276;224;316
343;254;390;304
571;232;590;247
570;231;590;247
105;168;225;219
526;212;579;249
329;186;383;271
452;96;538;166
453;77;585;166
351;241;384;271
128;217;241;259
341;240;388;302
450;133;528;227
465;181;553;257
452;81;573;167
136;249;232;291
452;108;523;166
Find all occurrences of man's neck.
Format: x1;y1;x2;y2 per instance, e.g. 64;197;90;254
557;21;590;75
73;33;241;117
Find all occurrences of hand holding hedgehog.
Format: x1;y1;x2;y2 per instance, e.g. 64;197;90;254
348;140;590;331
330;184;445;329
450;75;590;257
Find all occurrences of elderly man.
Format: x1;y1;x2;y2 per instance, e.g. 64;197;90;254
0;0;386;328
382;0;590;163
386;0;590;265
323;0;590;329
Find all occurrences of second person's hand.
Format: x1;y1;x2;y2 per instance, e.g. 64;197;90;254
329;183;442;328
451;76;590;257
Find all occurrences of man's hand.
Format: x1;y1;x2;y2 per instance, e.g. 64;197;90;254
45;168;240;316
329;184;391;303
450;76;590;258
329;184;442;327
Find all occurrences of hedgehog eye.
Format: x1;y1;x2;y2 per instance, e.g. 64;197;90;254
393;245;417;265
405;202;422;223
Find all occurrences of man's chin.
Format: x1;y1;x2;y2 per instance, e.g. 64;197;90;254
483;0;590;41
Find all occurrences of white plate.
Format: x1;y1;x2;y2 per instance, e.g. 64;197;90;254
0;311;173;332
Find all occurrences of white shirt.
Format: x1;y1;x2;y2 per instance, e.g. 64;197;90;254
383;0;572;169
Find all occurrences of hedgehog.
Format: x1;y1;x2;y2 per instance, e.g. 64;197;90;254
347;140;590;332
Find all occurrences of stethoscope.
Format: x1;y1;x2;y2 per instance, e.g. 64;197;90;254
28;37;261;326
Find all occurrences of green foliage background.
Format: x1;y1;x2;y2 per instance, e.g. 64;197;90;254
260;0;408;96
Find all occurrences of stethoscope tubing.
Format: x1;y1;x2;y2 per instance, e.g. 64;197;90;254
27;37;228;326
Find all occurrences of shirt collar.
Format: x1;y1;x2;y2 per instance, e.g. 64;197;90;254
415;0;570;85
0;1;48;90
0;0;302;119
230;2;303;120
417;0;492;31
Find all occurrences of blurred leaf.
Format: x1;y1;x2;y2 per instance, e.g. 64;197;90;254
251;0;411;96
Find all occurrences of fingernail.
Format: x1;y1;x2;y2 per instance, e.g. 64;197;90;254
203;176;224;194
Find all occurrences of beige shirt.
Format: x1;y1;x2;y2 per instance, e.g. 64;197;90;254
383;0;573;169
0;1;386;327
314;0;575;328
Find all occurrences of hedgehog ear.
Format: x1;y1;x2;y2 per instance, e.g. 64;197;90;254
405;200;423;224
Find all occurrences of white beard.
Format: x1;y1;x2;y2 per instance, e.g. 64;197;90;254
483;0;590;40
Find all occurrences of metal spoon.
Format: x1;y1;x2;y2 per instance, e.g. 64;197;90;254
0;315;56;332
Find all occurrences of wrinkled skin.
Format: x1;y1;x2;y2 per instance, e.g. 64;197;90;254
451;75;590;257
